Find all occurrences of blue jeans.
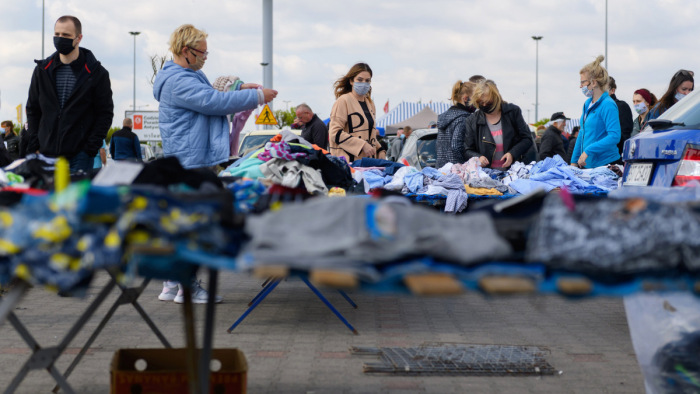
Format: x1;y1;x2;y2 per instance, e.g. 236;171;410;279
68;151;94;174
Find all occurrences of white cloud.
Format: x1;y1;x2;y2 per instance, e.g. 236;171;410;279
0;0;698;134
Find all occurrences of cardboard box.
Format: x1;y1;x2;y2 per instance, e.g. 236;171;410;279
111;348;247;394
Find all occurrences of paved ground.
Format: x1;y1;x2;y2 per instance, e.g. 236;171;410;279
0;271;645;393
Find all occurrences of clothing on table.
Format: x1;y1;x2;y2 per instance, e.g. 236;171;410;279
464;185;502;196
328;93;386;162
352;158;405;176
26;48;114;160
259;158;328;195
257;140;308;162
467;177;516;195
240;197;512;278
431;173;468;213
527;193;700;274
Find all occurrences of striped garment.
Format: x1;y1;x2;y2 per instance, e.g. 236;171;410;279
55;64;76;109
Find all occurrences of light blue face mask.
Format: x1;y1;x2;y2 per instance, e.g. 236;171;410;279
399;134;405;140
354;82;371;96
634;102;648;115
675;92;687;101
581;85;594;98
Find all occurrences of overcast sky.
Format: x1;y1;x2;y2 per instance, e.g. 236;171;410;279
0;0;697;132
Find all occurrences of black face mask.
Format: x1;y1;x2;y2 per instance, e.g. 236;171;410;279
480;102;496;114
53;36;75;55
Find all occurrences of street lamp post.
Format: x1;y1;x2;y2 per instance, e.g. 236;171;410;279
532;36;543;123
42;0;45;58
129;32;141;112
605;0;608;69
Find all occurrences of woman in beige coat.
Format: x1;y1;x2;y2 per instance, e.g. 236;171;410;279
329;63;386;162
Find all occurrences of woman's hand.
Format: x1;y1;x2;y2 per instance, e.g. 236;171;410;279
577;152;588;168
502;152;514;168
478;156;490;167
361;142;376;158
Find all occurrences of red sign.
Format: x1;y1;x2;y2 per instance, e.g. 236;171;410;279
133;115;143;130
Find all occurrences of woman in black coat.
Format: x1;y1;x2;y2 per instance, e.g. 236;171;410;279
460;80;534;169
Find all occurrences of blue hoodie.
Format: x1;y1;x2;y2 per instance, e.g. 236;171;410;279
153;61;259;169
571;91;621;168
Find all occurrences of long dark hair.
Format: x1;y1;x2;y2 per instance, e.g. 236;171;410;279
653;69;694;114
333;62;373;101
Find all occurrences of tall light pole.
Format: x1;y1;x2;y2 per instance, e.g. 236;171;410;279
605;0;608;69
129;32;141;111
532;36;542;122
41;0;45;58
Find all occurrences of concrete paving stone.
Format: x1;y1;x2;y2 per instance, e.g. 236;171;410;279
0;270;648;393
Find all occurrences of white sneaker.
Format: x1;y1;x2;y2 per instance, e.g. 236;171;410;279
158;281;179;301
174;280;223;304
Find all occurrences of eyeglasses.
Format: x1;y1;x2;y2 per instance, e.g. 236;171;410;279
674;69;694;79
187;46;209;57
580;79;590;87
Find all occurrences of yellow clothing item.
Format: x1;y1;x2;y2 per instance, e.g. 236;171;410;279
464;185;503;196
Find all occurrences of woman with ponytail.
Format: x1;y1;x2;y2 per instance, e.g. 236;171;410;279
570;55;621;168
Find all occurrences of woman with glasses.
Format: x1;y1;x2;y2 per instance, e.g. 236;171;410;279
570;55;621;169
462;79;533;170
328;63;386;162
648;69;694;120
631;88;658;137
153;24;277;170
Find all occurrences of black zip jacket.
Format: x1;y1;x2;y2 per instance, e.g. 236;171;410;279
463;102;534;167
26;48;114;158
538;125;567;161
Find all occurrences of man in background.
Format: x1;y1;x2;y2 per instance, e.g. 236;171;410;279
26;15;114;172
110;118;143;161
295;103;328;149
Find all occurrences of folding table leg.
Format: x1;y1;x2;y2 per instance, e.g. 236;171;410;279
227;278;281;333
4;279;115;394
0;281;29;326
52;276;172;393
248;278;276;306
301;277;358;335
337;290;358;309
199;268;219;394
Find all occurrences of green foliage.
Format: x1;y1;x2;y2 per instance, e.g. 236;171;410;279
273;107;297;128
533;118;550;127
106;126;120;144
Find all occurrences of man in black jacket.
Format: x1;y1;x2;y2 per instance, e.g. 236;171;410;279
26;15;114;173
609;77;633;156
295;103;328;149
539;112;568;161
110;118;143;161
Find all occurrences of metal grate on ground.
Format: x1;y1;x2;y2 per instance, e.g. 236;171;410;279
350;342;557;376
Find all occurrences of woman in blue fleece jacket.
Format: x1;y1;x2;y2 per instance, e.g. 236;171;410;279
571;55;621;169
153;24;277;169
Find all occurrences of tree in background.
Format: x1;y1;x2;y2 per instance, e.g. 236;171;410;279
273;107;296;128
106;126;120;144
533;118;550;128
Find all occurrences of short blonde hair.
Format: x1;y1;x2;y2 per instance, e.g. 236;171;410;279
169;24;208;57
472;80;503;111
580;55;609;91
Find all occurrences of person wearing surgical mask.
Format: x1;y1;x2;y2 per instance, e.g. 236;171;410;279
25;15;114;173
570;55;621;169
461;79;534;170
328;63;386;162
631;88;658;137
649;69;694;120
